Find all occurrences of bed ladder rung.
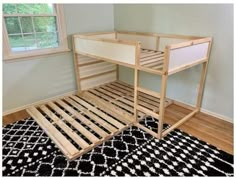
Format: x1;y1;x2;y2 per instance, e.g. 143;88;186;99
137;87;160;98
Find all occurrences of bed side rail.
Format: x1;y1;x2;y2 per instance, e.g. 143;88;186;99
73;34;139;67
167;37;212;75
116;30;204;51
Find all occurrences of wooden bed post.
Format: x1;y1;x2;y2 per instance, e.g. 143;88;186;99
196;62;208;110
116;65;119;80
156;36;160;51
134;42;141;122
157;47;170;139
72;35;82;94
196;40;212;110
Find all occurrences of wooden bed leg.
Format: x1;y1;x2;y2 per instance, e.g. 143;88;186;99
158;74;168;139
158;46;170;139
196;62;208;111
133;68;139;122
116;65;119;81
72;35;82;94
196;39;212;111
134;42;141;122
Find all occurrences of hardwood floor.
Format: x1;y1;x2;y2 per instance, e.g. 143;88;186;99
164;104;233;155
2;104;233;155
3;110;30;127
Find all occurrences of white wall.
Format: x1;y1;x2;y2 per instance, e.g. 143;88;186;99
114;4;233;122
3;4;114;112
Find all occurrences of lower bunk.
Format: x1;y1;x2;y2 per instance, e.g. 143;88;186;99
26;81;172;160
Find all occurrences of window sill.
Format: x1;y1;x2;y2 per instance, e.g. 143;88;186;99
3;48;71;62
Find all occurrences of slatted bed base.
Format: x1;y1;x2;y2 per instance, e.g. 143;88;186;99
27;81;172;160
140;49;164;72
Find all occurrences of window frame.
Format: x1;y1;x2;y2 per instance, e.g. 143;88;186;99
3;4;70;61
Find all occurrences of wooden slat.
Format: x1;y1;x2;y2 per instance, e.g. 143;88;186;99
137;105;160;119
113;81;162;108
137;87;161;98
27;107;79;158
124;95;156;112
96;88;135;113
80;70;116;81
140;52;160;58
90;88;133;114
89;89;114;102
63;97;119;133
93;86;145;117
152;64;164;70
138;66;163;75
114;81;164;104
81;93;133;124
105;84;132;96
140;56;164;66
55;99;109;138
101;85;127;96
110;82;133;93
89;89;133;115
142;60;163;68
140;53;164;62
46;102;100;144
40;105;91;147
70;95;127;129
78;60;104;67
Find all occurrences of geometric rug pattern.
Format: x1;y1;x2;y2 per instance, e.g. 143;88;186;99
2;116;234;176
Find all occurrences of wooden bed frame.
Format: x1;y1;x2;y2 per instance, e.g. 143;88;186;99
27;31;212;160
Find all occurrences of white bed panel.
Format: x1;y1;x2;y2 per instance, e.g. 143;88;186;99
168;42;209;70
81;72;116;91
75;38;136;65
117;34;156;50
159;38;188;51
79;62;116;78
91;33;116;39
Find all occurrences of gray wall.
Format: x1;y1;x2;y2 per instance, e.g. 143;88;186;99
3;4;114;112
114;4;233;121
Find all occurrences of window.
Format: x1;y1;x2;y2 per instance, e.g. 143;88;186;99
3;4;69;60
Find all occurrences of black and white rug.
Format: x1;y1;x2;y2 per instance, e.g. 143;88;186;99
2;116;234;176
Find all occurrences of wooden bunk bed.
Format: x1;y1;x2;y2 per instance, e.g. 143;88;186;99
27;31;212;160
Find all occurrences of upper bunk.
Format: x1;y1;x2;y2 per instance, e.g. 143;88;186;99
73;31;212;76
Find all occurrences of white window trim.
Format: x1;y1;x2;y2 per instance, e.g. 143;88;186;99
3;4;70;61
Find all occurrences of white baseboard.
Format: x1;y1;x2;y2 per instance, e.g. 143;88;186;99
172;99;233;123
3;90;77;116
200;108;233;123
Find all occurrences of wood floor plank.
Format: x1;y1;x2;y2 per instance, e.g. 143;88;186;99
164;104;233;154
168;105;233;136
165;108;233;143
3;110;30;127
